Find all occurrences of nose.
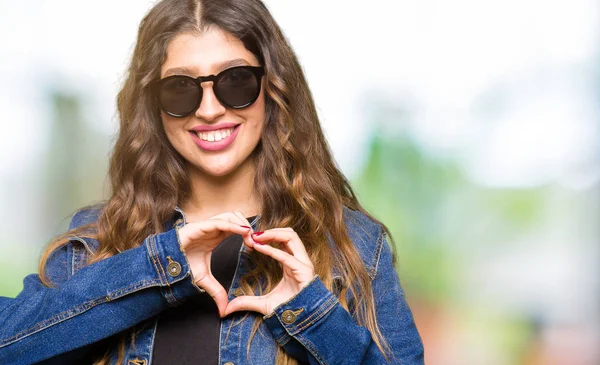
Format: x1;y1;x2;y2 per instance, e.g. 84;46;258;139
194;81;226;122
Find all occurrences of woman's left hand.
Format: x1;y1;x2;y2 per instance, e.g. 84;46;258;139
223;228;315;316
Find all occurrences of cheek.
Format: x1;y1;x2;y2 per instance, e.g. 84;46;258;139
161;120;189;151
162;122;177;143
248;94;267;130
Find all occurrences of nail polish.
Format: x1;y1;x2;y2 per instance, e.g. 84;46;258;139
241;225;250;229
252;231;264;236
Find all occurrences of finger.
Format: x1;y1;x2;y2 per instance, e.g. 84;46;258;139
180;219;250;250
195;275;228;317
252;229;310;262
254;228;295;255
210;212;255;251
252;241;308;272
268;227;295;232
233;211;253;229
232;211;256;251
223;295;268;317
209;211;252;226
195;218;251;237
209;211;246;226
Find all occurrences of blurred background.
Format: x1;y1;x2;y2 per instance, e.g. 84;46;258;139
1;0;598;364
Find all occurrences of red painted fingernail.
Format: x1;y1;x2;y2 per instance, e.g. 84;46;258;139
252;231;264;236
240;225;250;229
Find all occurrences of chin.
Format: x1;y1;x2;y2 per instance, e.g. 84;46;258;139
206;168;235;178
195;162;239;178
187;149;257;179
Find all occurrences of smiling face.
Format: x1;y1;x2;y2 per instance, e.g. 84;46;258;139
159;27;265;178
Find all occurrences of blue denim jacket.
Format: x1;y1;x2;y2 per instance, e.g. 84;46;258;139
0;206;424;365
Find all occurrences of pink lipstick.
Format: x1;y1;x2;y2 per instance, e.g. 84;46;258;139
189;124;241;152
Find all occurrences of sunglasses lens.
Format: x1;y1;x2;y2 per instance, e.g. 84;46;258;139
158;77;201;117
215;67;260;108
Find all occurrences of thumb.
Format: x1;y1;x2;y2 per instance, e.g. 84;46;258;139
196;275;229;317
223;295;268;317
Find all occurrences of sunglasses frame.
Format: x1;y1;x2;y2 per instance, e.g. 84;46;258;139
151;65;265;118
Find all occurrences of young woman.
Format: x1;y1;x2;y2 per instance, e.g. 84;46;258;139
0;0;424;364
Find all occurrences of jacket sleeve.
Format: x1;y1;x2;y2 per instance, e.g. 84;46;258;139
263;228;425;365
0;225;200;365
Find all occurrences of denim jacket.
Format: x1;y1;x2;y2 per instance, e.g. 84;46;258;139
0;206;424;365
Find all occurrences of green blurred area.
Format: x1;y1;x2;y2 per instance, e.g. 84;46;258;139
353;132;548;302
0;91;109;298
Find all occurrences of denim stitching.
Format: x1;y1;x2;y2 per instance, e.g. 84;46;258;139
0;279;159;347
146;235;166;287
294;336;328;365
347;213;380;279
77;244;84;272
146;317;159;365
361;225;382;280
371;227;385;279
76;244;85;272
147;235;181;306
366;239;378;280
150;235;179;306
294;295;337;331
275;332;291;345
0;298;109;347
148;235;171;289
73;244;84;273
68;236;95;255
162;280;180;306
235;321;242;365
265;275;320;318
174;226;205;294
287;295;338;335
106;279;161;300
150;235;169;285
70;244;77;277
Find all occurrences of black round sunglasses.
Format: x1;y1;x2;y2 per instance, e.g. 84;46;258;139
151;65;265;118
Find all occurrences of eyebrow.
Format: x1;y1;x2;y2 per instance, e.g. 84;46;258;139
163;58;251;78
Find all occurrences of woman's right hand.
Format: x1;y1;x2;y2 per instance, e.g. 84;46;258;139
176;212;255;316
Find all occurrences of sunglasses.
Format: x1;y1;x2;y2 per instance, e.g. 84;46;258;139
151;65;265;118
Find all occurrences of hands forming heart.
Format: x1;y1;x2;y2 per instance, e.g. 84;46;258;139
177;212;315;317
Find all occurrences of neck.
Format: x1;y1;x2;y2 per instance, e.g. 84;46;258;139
180;158;261;222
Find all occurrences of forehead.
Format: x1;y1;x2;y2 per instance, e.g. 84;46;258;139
160;27;259;78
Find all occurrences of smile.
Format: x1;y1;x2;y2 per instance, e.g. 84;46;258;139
189;125;241;152
194;127;235;142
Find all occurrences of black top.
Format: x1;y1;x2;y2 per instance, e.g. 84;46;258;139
152;218;256;365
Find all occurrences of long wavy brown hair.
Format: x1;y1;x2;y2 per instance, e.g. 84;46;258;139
39;0;395;364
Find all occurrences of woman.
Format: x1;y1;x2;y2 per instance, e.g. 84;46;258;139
0;0;424;364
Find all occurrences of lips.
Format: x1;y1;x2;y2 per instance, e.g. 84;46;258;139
193;126;235;142
189;124;241;152
190;122;240;133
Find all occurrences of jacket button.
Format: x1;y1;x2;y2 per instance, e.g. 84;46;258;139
233;287;244;297
224;362;234;365
167;262;181;277
166;257;182;277
281;310;297;324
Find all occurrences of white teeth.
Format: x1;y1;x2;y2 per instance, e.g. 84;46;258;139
196;127;235;142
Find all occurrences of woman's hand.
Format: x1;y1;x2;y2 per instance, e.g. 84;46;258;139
223;228;315;317
177;211;255;316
